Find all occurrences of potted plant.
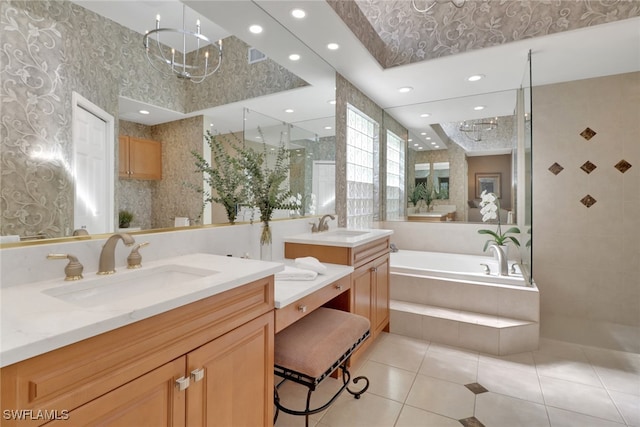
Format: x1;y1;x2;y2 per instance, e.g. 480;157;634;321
191;131;248;224
420;179;435;212
477;190;520;255
240;129;300;259
407;183;425;214
119;210;134;228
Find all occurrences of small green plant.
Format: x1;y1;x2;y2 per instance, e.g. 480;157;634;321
477;190;521;251
119;210;134;228
408;183;425;206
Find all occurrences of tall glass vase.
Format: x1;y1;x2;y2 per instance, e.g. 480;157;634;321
260;222;272;261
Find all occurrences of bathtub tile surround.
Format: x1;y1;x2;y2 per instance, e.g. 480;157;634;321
275;332;640;427
388;249;539;355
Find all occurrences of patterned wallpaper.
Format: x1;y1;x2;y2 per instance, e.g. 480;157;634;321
0;0;308;238
347;0;640;68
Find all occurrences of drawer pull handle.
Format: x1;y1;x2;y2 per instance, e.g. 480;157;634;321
335;284;343;290
175;376;190;391
190;368;205;382
370;267;377;272
298;305;307;313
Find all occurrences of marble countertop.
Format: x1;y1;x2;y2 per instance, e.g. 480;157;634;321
274;260;353;309
0;253;283;368
283;228;393;248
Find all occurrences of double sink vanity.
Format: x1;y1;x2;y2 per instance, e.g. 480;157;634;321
0;227;392;426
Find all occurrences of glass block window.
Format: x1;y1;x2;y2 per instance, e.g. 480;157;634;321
346;105;378;228
386;130;405;220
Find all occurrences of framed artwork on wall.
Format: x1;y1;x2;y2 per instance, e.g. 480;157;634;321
475;173;501;198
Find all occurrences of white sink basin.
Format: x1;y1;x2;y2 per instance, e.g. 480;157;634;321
43;265;219;307
322;230;369;237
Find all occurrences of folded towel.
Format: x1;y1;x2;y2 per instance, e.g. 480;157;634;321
275;266;318;281
295;256;328;274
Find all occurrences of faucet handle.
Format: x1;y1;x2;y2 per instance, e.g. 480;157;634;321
47;253;84;281
127;242;149;269
309;222;318;233
479;263;491;275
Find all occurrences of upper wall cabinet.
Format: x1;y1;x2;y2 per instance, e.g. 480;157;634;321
119;136;162;180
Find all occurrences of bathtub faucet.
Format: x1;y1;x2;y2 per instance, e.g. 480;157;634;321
487;242;509;276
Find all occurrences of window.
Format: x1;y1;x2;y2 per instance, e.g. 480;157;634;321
386;130;405;220
346;105;378;228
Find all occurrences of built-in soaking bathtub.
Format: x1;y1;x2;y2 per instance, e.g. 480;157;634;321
389;249;539;355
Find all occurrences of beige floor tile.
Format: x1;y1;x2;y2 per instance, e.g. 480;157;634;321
477;361;544;404
395;405;461;427
539;376;625;423
418;351;478;385
547;407;626;427
405;375;475;420
535;338;590;362
478;351;538;375
318;391;402;427
427;342;479;361
475;392;550;427
609;390;640;426
368;333;429;372
534;352;603;387
274;377;344;426
593;364;640;396
354;360;416;403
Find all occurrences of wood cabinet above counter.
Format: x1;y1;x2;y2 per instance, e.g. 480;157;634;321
119;136;162;180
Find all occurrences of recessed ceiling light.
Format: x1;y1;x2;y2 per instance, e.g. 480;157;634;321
431;142;436;145
139;110;150;115
417;146;423;150
291;8;306;19
328;99;336;105
289;53;300;61
413;143;419;146
255;136;262;139
408;138;413;142
398;86;413;93
420;132;426;135
420;113;430;118
249;25;263;34
467;74;484;82
474;105;486;111
324;126;332;130
425;137;431;140
434;145;440;148
327;43;339;50
284;108;294;113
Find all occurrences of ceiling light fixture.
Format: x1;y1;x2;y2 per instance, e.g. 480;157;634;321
249;25;263;34
284;109;294;113
398;86;413;93
289;53;300;61
139;110;150;115
467;74;484;82
420;113;431;117
143;5;222;83
459;118;498;142
412;0;466;13
474;105;486;111
327;43;339;50
291;9;306;19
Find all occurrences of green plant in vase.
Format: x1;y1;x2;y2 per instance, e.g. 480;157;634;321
240;129;300;253
477;190;521;251
118;210;134;228
190;131;248;224
408;183;425;209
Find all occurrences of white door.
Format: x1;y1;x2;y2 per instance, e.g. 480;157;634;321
312;160;335;215
73;93;114;234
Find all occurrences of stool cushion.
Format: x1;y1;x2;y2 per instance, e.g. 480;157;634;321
275;308;370;379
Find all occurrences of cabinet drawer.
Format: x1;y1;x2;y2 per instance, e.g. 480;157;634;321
352;238;389;268
275;276;350;333
0;277;273;427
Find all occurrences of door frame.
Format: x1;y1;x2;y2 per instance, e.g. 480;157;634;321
72;91;115;234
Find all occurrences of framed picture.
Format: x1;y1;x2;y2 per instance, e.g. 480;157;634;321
475;173;501;198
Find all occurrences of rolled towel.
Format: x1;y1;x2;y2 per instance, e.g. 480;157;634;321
275;266;318;281
295;256;328;274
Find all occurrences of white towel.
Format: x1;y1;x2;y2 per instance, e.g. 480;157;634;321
275;266;318;281
295;256;328;274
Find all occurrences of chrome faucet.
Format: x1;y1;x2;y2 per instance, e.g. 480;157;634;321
487;242;508;276
317;214;335;232
98;233;135;275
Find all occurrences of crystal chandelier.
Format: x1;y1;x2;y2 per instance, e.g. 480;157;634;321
459;119;498;142
143;5;222;83
411;0;466;13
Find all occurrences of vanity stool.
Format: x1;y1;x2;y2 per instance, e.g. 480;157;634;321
274;307;370;427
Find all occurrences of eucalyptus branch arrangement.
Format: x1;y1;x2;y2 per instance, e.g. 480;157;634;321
240;129;300;244
190;131;247;224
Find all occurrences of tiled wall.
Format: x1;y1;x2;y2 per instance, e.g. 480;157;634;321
533;72;639;353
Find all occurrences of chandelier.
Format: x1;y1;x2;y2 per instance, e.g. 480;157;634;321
459;119;498;142
411;0;466;13
143;5;222;83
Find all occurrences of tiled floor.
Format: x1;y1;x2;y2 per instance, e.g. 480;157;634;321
274;333;640;427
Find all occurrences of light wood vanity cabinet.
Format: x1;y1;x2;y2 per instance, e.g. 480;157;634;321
1;277;274;427
119;136;162;180
284;236;390;362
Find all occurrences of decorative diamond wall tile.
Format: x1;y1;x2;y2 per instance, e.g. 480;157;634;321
465;383;488;394
580;194;597;208
580;161;597;174
548;162;564;175
615;159;632;173
580;127;597;140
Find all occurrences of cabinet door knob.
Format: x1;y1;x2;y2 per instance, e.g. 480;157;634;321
370;267;377;272
335;284;343;290
297;305;307;313
190;368;205;382
175;376;190;391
